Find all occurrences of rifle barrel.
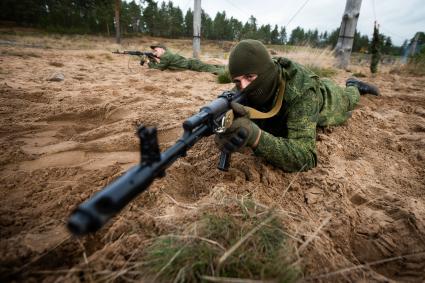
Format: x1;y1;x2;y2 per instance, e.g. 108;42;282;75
67;124;210;235
67;91;244;236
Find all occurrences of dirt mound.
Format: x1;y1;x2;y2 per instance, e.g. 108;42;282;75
0;35;424;282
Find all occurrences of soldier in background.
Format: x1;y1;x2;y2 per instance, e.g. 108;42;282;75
215;40;380;172
148;44;225;75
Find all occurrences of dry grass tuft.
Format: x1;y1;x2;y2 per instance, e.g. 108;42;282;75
85;54;95;59
388;50;425;76
282;46;336;69
351;72;367;78
49;61;64;67
306;64;337;78
102;53;113;61
140;198;300;282
405;49;425;76
0;49;41;58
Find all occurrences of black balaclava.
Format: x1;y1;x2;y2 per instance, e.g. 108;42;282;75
228;39;279;107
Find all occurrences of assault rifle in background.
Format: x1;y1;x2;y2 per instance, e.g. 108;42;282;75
67;90;246;236
112;50;158;65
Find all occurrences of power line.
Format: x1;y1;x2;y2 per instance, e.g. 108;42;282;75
371;0;377;22
182;0;192;11
223;0;266;26
284;0;311;28
224;0;252;18
369;0;408;43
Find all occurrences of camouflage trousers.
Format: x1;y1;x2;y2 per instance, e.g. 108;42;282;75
318;79;360;127
187;59;225;74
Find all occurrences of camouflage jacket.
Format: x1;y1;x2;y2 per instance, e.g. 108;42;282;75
252;57;359;172
148;50;224;74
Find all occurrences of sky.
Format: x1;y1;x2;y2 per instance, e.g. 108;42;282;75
167;0;425;46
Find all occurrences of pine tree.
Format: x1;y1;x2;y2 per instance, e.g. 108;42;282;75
370;22;381;74
229;17;243;40
383;37;393;54
271;25;279;44
212;11;226;40
201;10;213;39
241;16;257;39
258;24;271;44
325;28;340;48
279;27;287;44
289;26;305;45
168;2;184;38
184;9;193;37
142;0;158;36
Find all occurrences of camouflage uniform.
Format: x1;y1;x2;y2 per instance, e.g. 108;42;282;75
252;57;360;172
148;50;224;74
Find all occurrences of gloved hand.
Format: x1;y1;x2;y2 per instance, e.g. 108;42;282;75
215;102;261;153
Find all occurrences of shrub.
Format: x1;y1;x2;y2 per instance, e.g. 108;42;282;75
217;68;232;84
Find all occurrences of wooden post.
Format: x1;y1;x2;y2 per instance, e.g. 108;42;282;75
115;0;121;44
193;0;201;58
335;0;362;69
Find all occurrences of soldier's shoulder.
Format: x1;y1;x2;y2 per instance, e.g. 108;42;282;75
274;57;310;73
162;50;175;58
276;57;320;102
273;57;293;67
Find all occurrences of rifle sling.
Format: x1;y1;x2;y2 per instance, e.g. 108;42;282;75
245;77;285;119
222;78;285;130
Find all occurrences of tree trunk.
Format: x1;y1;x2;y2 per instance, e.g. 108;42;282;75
115;0;121;44
335;0;362;69
193;0;201;58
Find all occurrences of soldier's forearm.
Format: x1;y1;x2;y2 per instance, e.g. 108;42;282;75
148;61;166;70
254;131;317;172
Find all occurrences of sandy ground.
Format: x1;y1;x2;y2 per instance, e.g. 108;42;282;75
0;33;424;282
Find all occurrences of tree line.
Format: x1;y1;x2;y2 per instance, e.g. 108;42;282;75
0;0;405;55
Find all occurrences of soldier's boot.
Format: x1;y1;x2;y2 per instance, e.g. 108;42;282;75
346;78;380;96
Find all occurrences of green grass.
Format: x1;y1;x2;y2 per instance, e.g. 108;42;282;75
217;68;232;84
141;199;299;282
306;64;337;78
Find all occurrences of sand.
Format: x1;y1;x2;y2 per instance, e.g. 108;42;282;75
0;33;424;282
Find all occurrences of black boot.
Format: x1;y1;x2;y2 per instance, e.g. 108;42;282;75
346;78;380;96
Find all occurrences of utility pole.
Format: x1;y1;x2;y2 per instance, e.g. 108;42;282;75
410;33;420;56
115;0;121;44
335;0;362;69
193;0;201;58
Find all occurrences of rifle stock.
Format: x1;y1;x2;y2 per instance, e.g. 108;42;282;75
67;91;245;236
